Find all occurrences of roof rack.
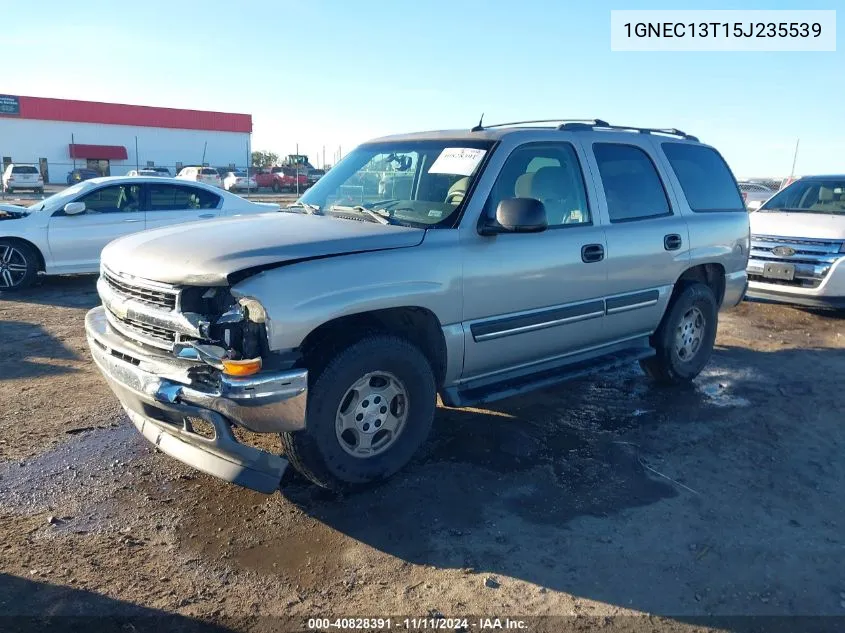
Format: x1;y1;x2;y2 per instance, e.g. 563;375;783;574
470;118;697;141
558;121;698;141
470;119;609;132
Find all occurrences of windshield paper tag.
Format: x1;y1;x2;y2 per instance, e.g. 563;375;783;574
428;148;487;176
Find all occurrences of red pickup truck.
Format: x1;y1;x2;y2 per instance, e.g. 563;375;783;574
254;167;309;193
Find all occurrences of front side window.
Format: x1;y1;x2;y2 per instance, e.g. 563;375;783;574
593;143;671;222
662;143;745;213
484;142;591;227
148;184;220;211
299;139;494;228
759;178;845;215
74;184;142;214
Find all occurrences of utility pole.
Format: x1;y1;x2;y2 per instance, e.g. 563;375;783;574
135;136;140;172
201;141;208;166
296;142;300;196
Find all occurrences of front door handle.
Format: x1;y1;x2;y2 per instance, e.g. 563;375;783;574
664;234;682;251
581;244;605;263
122;218;143;223
199;213;216;219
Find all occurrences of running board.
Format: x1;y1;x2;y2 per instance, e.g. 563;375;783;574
443;347;655;408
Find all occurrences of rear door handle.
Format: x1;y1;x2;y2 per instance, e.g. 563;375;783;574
199;213;216;219
581;244;605;263
122;218;143;223
664;234;682;251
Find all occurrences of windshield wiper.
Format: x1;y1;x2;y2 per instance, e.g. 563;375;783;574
353;206;391;225
285;201;321;215
329;204;396;225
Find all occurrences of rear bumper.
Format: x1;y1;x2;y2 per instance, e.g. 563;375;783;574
85;306;308;493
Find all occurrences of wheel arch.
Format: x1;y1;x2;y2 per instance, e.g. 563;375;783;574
0;236;46;272
298;306;448;388
673;263;726;307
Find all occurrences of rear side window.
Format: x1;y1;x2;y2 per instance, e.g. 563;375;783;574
12;165;38;174
662;143;745;212
148;184;220;211
593;143;671;222
201;168;218;176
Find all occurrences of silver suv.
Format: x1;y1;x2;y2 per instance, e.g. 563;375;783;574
85;120;750;493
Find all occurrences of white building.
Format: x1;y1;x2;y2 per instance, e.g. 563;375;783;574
0;94;252;184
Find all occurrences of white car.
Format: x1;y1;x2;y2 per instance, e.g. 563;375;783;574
0;176;279;291
2;164;44;194
738;181;775;211
127;169;168;177
176;166;223;188
746;174;845;308
222;171;257;193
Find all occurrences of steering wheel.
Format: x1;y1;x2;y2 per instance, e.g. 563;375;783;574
445;191;465;205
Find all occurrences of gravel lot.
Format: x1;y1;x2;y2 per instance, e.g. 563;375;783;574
0;276;843;632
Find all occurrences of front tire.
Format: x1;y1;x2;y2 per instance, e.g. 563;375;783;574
281;335;436;490
640;282;718;384
0;239;39;291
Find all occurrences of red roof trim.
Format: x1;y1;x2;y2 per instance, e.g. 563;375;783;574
16;96;251;133
69;144;129;160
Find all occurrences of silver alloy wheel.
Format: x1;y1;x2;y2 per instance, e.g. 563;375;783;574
335;371;409;459
0;245;28;289
675;306;705;362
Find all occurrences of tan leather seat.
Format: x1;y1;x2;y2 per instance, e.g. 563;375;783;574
515;172;534;198
531;166;571;224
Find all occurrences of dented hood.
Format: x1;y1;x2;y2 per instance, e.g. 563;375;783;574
101;212;425;285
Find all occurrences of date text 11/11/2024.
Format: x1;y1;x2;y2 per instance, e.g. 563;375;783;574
307;617;528;630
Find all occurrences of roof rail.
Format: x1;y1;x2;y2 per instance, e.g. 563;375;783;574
559;121;698;141
470;119;609;132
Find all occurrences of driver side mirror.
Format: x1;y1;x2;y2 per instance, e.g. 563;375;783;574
63;202;86;216
479;198;548;235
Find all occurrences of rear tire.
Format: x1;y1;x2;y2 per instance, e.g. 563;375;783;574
281;335;436;490
0;239;39;291
640;282;718;385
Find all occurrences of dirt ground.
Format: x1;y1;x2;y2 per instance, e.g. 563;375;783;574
1;276;844;632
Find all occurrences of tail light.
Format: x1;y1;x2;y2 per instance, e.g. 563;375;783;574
741;192;747;202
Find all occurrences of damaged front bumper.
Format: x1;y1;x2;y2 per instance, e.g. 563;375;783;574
85;306;307;493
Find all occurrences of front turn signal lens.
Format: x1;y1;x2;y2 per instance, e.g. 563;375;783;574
222;357;262;377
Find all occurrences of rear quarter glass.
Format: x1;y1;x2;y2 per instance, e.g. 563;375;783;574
661;142;745;213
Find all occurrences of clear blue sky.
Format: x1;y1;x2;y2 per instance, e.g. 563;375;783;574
2;0;841;176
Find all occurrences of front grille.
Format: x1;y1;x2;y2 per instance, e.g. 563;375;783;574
114;314;177;345
106;311;198;351
748;235;843;286
103;269;177;311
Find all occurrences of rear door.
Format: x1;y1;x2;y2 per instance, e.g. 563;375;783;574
578;138;690;341
144;182;223;230
47;182;145;273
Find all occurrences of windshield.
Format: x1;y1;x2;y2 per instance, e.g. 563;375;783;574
22;181;92;214
298;139;495;228
759;178;845;215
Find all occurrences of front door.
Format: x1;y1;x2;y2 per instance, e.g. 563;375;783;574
461;141;608;379
47;183;145;273
578;139;690;341
143;182;223;231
